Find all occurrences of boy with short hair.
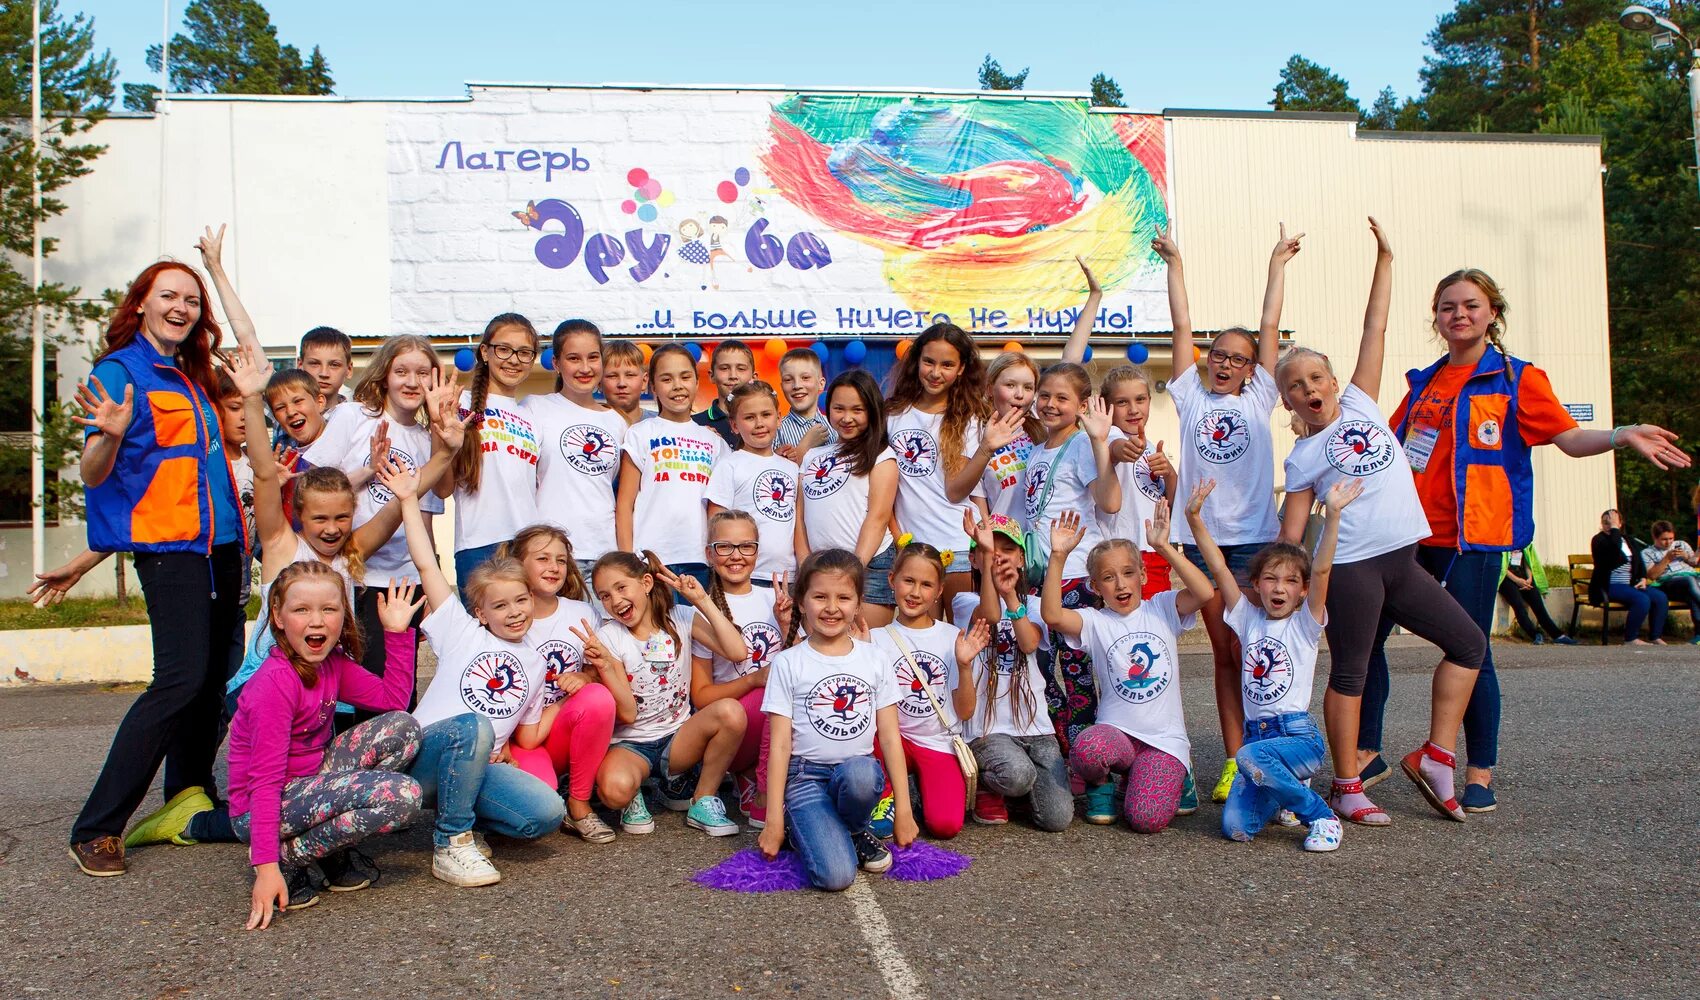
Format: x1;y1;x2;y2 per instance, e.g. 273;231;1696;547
775;347;831;461
601;340;653;427
265;367;327;451
297;326;353;412
693;339;754;447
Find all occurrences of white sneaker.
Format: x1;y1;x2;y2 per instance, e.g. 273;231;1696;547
1303;816;1343;853
472;831;492;858
433;832;502;886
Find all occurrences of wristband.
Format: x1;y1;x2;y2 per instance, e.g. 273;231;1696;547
1610;424;1634;448
1002;603;1028;622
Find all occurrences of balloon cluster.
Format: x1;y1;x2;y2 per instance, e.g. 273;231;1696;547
620;168;675;224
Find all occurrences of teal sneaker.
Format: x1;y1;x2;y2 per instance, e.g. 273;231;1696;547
124;786;214;848
1176;771;1199;816
620;795;656;834
1084;782;1118;825
869;793;895;839
685;795;740;837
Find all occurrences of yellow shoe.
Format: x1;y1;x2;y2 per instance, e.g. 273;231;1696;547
1211;760;1238;804
124;786;213;848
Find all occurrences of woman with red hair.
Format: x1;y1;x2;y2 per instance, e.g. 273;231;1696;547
67;256;253;877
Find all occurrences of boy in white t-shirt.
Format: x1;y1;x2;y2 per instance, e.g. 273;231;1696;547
1186;477;1361;853
705;382;800;584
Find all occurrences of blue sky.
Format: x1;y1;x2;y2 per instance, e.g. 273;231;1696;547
73;1;1458;111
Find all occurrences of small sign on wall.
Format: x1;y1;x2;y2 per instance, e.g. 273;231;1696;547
1564;403;1595;423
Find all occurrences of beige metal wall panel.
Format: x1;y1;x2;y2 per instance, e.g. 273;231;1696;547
1166;113;1614;562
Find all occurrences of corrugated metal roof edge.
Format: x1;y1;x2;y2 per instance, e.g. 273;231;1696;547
1165;108;1600;145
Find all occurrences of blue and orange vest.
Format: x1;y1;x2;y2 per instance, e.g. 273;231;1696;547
85;338;245;555
1393;346;1534;553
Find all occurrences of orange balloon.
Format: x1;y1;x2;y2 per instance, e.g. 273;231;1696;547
1002;341;1024;354
894;339;913;360
763;337;787;361
1192;345;1203;362
638;342;653;362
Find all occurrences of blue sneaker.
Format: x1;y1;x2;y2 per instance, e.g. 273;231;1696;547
620;795;656;834
868;793;895;839
1176;771;1199;816
1555;634;1580;646
1084;782;1118;825
685;795;740;837
1460;783;1497;814
658;769;698;812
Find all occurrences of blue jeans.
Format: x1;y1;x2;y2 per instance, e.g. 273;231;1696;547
407;713;566;845
784;756;885;891
1361;547;1500;769
1222;712;1330;840
1657;574;1700;619
863;546;895;606
1607;582;1668;641
1183;541;1263;587
455;543;505;611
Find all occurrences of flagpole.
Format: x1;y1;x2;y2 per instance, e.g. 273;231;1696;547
30;0;45;579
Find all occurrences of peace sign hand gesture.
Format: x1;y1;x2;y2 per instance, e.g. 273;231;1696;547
72;376;134;439
569;618;613;673
1150;225;1180;264
770;572;795;636
656;564;709;606
1271;222;1305;266
1074;254;1102;295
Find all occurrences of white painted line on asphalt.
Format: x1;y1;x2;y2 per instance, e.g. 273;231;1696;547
843;877;926;1000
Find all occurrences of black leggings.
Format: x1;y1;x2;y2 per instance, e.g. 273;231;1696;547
342;584;423;729
1323;544;1487;697
1498;576;1565;640
72;544;244;842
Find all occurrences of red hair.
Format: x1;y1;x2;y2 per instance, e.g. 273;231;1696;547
98;261;224;401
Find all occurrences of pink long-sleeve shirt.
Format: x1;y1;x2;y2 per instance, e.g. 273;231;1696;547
226;630;416;866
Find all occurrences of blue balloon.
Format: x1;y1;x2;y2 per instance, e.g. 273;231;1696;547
540;348;554;371
811;340;831;362
1127;342;1150;364
1081;345;1094;363
685;342;703;363
454;347;476;372
843;340;868;364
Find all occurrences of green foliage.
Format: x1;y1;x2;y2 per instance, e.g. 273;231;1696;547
1090;72;1124;108
1271;54;1360;114
978;54;1028;91
124;0;335;111
1363;86;1402;128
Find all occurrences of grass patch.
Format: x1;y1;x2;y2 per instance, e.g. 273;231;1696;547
0;593;263;631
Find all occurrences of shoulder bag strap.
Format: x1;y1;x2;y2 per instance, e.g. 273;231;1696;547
884;625;960;736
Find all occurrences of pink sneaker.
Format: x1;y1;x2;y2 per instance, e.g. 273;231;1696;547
735;772;765;830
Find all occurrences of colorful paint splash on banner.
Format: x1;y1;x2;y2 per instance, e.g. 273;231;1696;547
759;95;1168;319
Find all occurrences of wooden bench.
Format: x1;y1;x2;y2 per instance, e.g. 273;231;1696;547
1568;554;1695;644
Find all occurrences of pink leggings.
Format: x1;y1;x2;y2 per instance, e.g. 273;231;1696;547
878;736;965;839
509;683;617;802
1069;724;1187;834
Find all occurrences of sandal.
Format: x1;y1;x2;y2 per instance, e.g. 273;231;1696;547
1401;748;1467;823
1327;786;1392;827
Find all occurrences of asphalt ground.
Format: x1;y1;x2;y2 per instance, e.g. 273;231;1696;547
2;638;1695;999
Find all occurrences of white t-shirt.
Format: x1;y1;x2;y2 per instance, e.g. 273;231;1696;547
527;597;601;706
412;600;547;750
302;404;445;587
1099;429;1170;553
1063;592;1195;767
1168;365;1279;546
621;416;726;566
1024;434;1103;579
869;620;963;753
600;606;698;743
979;430;1035;527
799;446;895;557
690;586;785;684
1282;384;1429;565
762;639;898;765
704;450;800;582
454;391;541;552
1225;598;1324;721
949;593;1051;740
887;408;982;556
528;394;628;562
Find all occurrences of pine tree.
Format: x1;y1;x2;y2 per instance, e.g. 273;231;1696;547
1270;54;1361;114
1090;72;1124;108
978;54;1029;91
123;0;335;111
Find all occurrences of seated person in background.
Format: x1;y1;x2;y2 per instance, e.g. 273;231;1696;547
1590;509;1668;646
1498;544;1576;645
1641;520;1700;644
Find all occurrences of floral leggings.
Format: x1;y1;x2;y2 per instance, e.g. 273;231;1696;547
1069;724;1187;834
234;711;424;867
1046;578;1101;753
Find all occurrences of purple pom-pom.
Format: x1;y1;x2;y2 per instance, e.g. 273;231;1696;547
885;841;971;882
693;848;811;893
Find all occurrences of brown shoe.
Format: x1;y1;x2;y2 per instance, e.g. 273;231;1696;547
69;836;127;876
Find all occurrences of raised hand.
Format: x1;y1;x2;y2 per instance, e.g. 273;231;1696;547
377;580;424;632
1049;510;1087;557
1368;215;1393;259
1324;479;1365;516
1185;479;1216;520
373;454;418;502
963;509;996;554
367;420;393;473
956;617;991;666
993;556;1024;603
1081;395;1113;441
196;223;228;271
72;376;134;439
656;564;708;605
981;406;1026;453
1272;222;1305;266
1145;498;1174;550
228;342;273;397
1150;225;1180;264
1146;441;1173;482
1074;254;1102;295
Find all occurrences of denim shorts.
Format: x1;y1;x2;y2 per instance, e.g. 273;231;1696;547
611;732;676;778
665;562;712;592
1182;541;1266;588
864;546;895;606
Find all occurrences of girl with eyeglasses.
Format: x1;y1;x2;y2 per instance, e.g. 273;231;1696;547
441;313;544;594
705;382;800;585
1153;224;1301;807
690;510;796;829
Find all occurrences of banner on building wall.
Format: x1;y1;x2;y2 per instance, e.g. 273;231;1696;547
387;89;1170;337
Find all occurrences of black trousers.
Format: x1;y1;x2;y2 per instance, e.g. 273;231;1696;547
1498;576;1565;639
71;543;243;843
338;584;422;731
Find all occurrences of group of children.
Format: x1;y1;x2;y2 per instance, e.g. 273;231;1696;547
95;216;1480;925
